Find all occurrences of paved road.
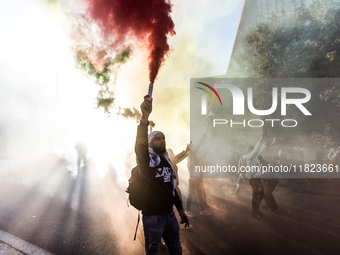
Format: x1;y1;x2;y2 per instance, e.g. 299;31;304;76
0;160;145;255
182;179;340;255
0;160;339;255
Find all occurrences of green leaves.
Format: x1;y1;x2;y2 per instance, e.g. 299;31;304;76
117;107;142;123
241;0;340;147
75;46;132;114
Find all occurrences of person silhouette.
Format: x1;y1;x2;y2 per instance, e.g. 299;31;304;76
74;141;89;171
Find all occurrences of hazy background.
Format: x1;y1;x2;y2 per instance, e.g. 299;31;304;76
0;0;243;186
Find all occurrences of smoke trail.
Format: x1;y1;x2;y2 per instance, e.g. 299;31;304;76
76;46;132;113
84;0;175;84
76;46;132;86
149;120;155;128
117;107;141;123
42;0;175;111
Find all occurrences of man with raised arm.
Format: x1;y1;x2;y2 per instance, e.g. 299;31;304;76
135;96;189;255
241;135;266;219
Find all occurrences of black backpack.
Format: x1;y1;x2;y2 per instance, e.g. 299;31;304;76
125;165;148;240
126;165;146;210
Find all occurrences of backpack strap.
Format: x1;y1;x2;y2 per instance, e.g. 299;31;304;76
133;210;141;241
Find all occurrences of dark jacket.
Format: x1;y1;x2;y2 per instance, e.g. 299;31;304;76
135;121;183;216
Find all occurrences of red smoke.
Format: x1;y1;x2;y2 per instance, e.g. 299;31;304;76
84;0;175;83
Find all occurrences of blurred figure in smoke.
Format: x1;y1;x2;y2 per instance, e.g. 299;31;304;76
167;144;190;200
241;135;266;219
278;148;299;189
258;138;279;212
185;135;212;218
235;138;275;197
327;147;340;178
277;149;292;166
74;141;89;171
293;147;311;186
259;155;279;212
294;147;309;165
234;150;247;196
136;96;189;255
234;164;245;195
328;147;340;164
167;145;193;230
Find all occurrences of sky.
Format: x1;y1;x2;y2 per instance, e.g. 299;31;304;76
0;0;243;183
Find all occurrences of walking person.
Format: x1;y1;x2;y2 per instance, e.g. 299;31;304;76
241;135;266;218
185;135;212;217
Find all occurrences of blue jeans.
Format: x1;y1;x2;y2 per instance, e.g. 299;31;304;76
142;212;182;255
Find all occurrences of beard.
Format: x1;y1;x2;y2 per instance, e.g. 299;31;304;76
152;145;166;155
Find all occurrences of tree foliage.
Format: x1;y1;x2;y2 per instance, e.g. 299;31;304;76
241;0;340;148
243;0;340;78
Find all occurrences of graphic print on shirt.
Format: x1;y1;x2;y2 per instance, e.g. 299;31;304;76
155;167;172;182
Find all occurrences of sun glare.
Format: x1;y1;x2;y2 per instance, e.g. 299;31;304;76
0;1;140;183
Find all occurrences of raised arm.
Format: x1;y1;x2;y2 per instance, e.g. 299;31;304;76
243;135;265;161
135;96;153;171
172;142;191;165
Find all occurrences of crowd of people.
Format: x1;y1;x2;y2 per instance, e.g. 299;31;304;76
132;95;340;255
